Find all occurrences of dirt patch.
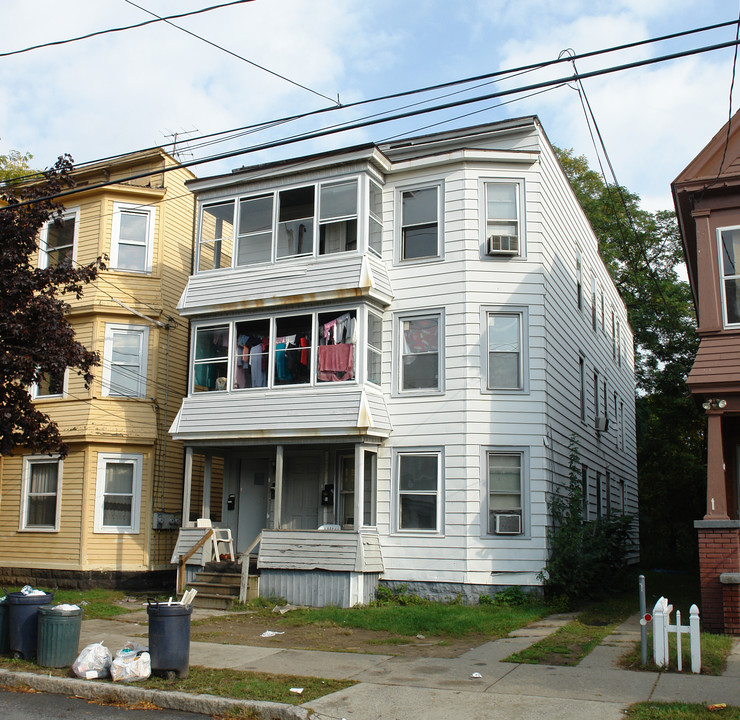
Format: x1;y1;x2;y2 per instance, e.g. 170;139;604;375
190;612;492;658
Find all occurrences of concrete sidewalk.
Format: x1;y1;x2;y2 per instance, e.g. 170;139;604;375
68;609;740;720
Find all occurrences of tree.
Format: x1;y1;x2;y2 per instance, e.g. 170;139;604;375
556;148;705;567
0;149;34;184
0;154;105;456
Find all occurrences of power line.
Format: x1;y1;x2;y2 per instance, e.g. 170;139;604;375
122;0;338;106
0;0;256;58
7;15;734;187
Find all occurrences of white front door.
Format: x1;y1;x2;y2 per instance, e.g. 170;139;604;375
281;454;320;529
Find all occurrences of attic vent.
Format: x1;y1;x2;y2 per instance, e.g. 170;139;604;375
487;235;519;255
494;513;522;535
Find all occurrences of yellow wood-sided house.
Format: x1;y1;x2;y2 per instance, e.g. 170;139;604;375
0;149;195;589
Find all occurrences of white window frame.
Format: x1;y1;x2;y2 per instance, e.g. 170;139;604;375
482;306;528;393
396;182;443;263
94;453;143;534
30;367;67;399
576;250;583;310
394;309;444;396
366;309;383;386
482;447;528;538
481;179;525;258
579;355;586;422
718;226;740;327
20;455;62;532
198;199;236;272
110;202;155;273
39;207;79;270
102;323;149;398
393;448;443;534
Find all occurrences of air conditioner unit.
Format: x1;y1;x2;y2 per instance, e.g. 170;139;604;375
487;234;519;255
595;415;609;432
495;513;522;535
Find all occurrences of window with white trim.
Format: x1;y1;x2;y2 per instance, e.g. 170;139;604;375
400;186;440;260
485;182;520;255
319;180;357;255
200;201;235;271
576;250;583;310
39;208;78;269
579;356;586;422
94;453;142;533
102;324;149;398
111;203;155;272
367;311;382;385
487;451;523;535
368;180;383;257
719;227;740;325
398;312;442;393
21;456;61;531
363;450;377;527
396;450;441;532
591;276;597;332
486;311;524;390
31;369;65;399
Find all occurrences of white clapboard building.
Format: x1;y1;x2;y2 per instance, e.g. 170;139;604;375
170;116;637;605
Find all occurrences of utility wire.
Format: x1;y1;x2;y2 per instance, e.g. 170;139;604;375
12;16;737;184
6;34;740;213
122;0;339;106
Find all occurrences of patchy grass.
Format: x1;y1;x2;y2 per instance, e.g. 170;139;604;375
504;620;614;665
626;702;740;719
620;631;733;676
3;587;137;620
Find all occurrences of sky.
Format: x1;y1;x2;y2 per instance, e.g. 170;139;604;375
1;0;739;212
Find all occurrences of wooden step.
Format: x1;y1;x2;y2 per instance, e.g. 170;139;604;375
189;580;240;596
191;593;237;610
193;572;241;586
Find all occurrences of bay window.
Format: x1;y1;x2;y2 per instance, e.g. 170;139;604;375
720;227;740;325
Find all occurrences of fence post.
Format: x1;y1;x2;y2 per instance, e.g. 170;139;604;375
653;597;667;667
690;605;701;674
675;610;683;672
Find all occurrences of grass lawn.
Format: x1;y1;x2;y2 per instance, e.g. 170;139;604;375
627;702;740;718
3;587;136;620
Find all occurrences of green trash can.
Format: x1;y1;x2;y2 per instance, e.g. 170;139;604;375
0;599;8;654
37;605;83;668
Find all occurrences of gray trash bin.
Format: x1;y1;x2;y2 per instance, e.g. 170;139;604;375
37;605;83;667
147;600;192;678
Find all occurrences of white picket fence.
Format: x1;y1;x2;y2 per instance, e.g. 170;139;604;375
652;596;701;673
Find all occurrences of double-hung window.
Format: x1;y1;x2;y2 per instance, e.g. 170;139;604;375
94;453;142;533
368;180;383;256
199;201;235;271
237;195;272;266
398;312;442;393
486;311;524;391
39;208;78;269
401;186;439;260
397;450;441;532
111;203;155;272
102;324;149;398
21;456;61;531
719;227;740;325
485;182;520;255
277;186;314;259
319;180;357;255
366;311;382;385
486;451;523;535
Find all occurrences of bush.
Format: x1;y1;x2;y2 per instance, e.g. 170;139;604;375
370;584;427;606
540;435;634;605
480;586;531;607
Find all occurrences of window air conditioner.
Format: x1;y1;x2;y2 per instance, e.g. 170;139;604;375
495;513;522;535
595;415;609;432
487;234;519;255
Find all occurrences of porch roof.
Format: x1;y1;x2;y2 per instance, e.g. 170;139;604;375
169;387;392;443
688;333;740;393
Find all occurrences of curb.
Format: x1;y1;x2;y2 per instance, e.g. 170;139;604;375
0;668;313;720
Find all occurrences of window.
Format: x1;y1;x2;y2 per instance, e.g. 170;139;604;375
194;325;230;392
719;227;740;325
611;308;616;359
275;314;312;385
237;195;272;266
620;401;625;451
31;369;65;399
401;186;439;260
579;356;586;421
39;208;78;269
596;471;603;517
277;186;314;259
317;310;354;383
199;201;235;271
606;471;612;516
368;180;383;256
486;311;523;390
593;371;600;419
21;456;61;531
591;277;597;331
397;451;440;531
338;453;355;528
363;451;377;526
600;288;605;335
487;451;523;535
102;324;149;398
366;311;382;385
581;464;589;521
485;182;520;254
576;251;583;310
398;312;442;393
319;180;357;255
617;319;622;367
94;453;142;533
111;203;155;272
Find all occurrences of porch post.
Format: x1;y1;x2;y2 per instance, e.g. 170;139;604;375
354;443;363;531
182;447;193;528
275;445;284;529
202;453;212;520
705;411;729;520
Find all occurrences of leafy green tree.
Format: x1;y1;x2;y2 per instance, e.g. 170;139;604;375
0;154;105;456
0;149;34;184
556;148;705;568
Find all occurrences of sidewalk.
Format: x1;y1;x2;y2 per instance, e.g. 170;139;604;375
8;609;740;720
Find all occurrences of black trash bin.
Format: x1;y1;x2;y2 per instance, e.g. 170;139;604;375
147;601;192;678
0;598;8;654
37;605;83;667
7;591;53;660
